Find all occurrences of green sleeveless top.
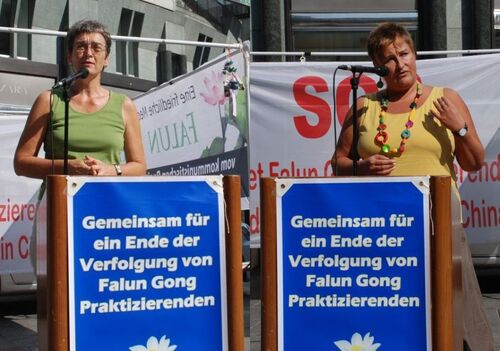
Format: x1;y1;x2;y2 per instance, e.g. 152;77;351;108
44;89;126;164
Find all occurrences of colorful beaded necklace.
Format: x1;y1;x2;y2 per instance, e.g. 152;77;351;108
374;83;423;154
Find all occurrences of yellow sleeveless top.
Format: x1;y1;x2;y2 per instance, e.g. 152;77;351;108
357;87;457;181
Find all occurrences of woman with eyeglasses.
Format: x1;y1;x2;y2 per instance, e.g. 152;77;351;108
13;19;146;270
14;19;146;178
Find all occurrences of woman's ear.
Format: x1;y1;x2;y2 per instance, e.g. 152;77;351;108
103;54;110;72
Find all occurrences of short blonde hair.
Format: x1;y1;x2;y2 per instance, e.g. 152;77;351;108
367;22;415;61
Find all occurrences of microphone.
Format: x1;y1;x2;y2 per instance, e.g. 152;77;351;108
52;68;89;89
338;65;388;77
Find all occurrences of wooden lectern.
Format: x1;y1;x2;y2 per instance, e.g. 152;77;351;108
37;175;244;351
261;176;462;351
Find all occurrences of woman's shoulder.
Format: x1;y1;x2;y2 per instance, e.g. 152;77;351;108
48;86;68;100
34;89;50;102
108;89;135;105
423;85;463;102
109;90;128;102
108;91;138;123
361;91;382;107
107;90;134;110
424;84;449;96
32;89;56;111
441;86;460;97
441;87;466;106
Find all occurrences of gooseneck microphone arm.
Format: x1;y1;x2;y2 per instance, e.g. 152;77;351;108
338;65;388;77
52;68;89;174
52;68;89;89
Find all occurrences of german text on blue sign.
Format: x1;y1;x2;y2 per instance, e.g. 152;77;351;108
67;176;227;350
277;177;431;351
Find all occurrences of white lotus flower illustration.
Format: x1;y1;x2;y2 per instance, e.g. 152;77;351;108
129;335;177;351
334;332;381;351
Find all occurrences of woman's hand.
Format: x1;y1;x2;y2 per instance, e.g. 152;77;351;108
68;158;94;175
430;89;484;171
358;154;396;175
83;155;116;176
430;96;465;133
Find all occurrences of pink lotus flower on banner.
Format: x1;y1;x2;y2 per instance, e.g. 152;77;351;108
200;71;227;106
129;335;177;351
200;70;230;151
197;66;247;156
334;332;381;351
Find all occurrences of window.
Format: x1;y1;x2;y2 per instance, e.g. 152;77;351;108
116;8;144;76
290;11;418;61
0;0;34;58
157;49;187;83
157;26;187;83
193;33;212;69
0;0;12;56
495;9;500;48
156;26;187;83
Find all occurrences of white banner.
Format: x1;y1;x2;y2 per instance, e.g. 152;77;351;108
134;49;250;199
249;54;500;249
0;48;251;274
0;112;40;274
2;53;498;273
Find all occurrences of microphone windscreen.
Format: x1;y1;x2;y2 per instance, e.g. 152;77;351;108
378;66;389;77
80;68;90;78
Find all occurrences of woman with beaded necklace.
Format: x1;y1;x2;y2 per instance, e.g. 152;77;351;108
331;22;492;351
332;22;484;178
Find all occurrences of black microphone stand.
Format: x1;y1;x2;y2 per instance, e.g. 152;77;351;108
349;71;362;176
62;84;71;175
52;68;88;175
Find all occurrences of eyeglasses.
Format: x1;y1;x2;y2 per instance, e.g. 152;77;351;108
74;41;107;54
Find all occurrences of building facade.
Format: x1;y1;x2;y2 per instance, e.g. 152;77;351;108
0;0;249;97
251;0;496;61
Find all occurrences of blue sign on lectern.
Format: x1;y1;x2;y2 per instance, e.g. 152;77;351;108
66;176;227;351
277;177;431;351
